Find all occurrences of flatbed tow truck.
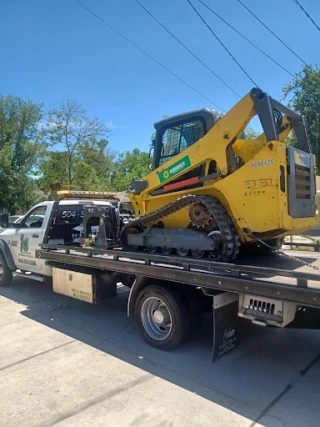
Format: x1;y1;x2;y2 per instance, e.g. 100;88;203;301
0;192;320;361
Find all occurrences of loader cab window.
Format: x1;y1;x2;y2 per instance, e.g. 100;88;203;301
159;119;205;166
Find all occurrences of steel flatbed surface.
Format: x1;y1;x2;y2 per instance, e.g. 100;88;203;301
37;245;320;308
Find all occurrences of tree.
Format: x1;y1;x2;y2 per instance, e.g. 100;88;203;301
42;100;110;188
111;149;150;191
37;151;70;192
282;65;320;165
0;95;43;212
77;138;116;190
38;140;116;193
244;127;259;140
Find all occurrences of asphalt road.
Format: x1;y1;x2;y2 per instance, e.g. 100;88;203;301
1;276;320;427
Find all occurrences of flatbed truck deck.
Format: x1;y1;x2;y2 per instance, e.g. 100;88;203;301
36;244;320;361
1;196;319;361
37;245;320;309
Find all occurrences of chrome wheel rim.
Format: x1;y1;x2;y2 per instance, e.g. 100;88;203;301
141;297;172;340
0;260;3;279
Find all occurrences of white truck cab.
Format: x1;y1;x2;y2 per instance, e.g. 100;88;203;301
0;201;54;276
0;197;114;279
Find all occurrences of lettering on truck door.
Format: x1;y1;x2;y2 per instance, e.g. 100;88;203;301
12;205;49;274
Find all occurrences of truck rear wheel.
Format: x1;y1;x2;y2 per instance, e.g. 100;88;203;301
135;285;190;351
0;251;13;287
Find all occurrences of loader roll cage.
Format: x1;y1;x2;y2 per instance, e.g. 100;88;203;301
152;109;222;170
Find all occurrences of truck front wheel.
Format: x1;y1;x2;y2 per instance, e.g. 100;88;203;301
135;285;190;351
0;251;13;287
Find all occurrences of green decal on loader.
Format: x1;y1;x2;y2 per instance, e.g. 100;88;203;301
158;155;191;183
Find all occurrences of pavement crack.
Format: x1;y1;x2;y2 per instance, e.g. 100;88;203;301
0;340;76;372
40;374;152;427
248;384;292;427
0;318;26;328
35;312;258;415
300;353;320;376
249;351;320;426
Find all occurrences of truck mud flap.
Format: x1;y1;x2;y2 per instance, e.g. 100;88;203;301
212;293;239;361
201;291;239;362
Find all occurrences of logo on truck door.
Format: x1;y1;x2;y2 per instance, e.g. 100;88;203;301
20;234;30;253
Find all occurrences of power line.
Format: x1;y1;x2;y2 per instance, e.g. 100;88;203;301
237;0;311;68
134;0;241;98
198;0;295;78
74;0;224;110
292;0;320;32
186;0;258;87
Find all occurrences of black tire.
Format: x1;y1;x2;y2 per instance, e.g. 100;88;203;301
135;285;190;351
0;251;13;287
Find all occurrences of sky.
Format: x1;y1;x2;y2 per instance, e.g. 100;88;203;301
1;0;319;154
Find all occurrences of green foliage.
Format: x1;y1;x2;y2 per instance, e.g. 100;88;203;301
38;144;116;193
111;149;150;191
282;65;320;165
39;100;115;192
244;127;259;140
284;131;299;149
77;138;116;190
38;151;70;191
41;100;110;189
0;95;43;212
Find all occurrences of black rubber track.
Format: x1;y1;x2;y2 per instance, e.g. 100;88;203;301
120;195;240;262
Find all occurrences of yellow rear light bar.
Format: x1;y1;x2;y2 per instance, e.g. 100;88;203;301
57;190;119;199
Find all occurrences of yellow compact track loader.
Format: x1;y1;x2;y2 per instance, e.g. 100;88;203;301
120;88;317;262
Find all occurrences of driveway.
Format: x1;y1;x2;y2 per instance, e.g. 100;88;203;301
0;277;319;427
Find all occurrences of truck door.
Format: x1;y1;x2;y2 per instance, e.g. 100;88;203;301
12;205;51;275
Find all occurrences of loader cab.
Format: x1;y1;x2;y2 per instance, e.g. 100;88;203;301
152;109;222;170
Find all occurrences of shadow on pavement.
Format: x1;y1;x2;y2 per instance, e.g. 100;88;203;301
1;276;320;426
